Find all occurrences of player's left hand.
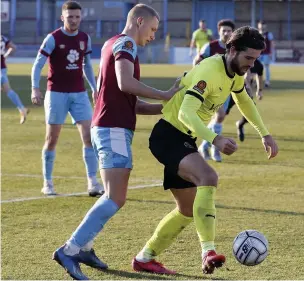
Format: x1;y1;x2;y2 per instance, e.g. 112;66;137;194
262;135;278;159
166;77;184;99
92;90;98;105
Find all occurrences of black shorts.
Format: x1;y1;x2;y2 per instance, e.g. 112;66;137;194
250;59;264;76
149;119;197;190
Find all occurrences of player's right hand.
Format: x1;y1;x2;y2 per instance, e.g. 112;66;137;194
31;88;43;106
213;135;238;155
163;77;184;100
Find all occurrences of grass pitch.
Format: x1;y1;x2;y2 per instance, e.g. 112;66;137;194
1;63;304;280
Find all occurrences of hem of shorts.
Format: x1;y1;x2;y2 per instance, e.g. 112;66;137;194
99;165;133;170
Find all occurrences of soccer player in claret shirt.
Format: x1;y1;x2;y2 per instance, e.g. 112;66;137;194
132;27;278;275
31;1;103;197
194;19;235;161
52;4;181;280
1;35;29;124
258;20;274;88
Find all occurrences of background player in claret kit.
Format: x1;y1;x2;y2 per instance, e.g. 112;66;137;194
258;20;274;88
31;1;103;196
52;4;182;280
132;26;278;276
1;35;29;124
194;19;235;162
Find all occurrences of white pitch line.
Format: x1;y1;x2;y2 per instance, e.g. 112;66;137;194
1;182;163;204
1;173;159;183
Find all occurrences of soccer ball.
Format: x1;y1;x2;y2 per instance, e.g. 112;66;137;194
233;230;268;266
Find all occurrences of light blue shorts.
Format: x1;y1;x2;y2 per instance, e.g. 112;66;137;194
259;54;271;65
223;94;231;112
1;68;9;85
44;91;93;124
91;126;134;169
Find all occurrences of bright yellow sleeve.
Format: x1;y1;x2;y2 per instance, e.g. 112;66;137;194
192;30;198;40
231;87;269;137
178;94;217;143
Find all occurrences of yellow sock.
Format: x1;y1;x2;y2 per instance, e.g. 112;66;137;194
193;186;216;254
136;208;193;262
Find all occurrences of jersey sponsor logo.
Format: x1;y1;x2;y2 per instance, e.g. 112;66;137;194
79;41;85;50
122;40;134;52
59;44;65;49
66;49;80;70
193;80;207;94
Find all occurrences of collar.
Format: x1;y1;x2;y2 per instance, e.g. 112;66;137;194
222;55;234;79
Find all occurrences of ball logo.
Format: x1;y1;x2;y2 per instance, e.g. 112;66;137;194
67;49;79;64
122;40;134;52
193;80;207;94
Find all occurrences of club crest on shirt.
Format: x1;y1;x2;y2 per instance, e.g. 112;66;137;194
193;80;207;94
122;40;134;52
79;41;85;50
59;44;65;49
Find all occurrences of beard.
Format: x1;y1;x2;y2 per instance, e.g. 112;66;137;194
230;53;246;76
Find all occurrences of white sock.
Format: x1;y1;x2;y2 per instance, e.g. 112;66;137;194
88;176;98;185
201;241;215;257
135;247;155;263
64;241;81;256
81;240;94;252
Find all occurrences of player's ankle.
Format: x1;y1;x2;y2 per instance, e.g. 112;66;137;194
136;248;155;263
201;241;215;256
64;241;81;256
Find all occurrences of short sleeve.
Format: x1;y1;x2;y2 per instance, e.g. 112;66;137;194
200;43;211;58
112;36;137;63
3;36;10;46
268;32;274;41
39;34;55;57
207;29;213;36
85;35;92;55
192;30;198;40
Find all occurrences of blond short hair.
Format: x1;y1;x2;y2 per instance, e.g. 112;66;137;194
127;4;160;22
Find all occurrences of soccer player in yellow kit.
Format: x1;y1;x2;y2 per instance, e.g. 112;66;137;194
132;26;278;275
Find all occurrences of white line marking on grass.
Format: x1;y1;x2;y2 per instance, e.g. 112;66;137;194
1;182;163;204
1;173;158;183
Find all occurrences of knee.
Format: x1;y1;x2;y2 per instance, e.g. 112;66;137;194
82;131;93;148
215;111;226;123
195;169;218;187
178;205;193;217
111;197;126;209
44;135;58;150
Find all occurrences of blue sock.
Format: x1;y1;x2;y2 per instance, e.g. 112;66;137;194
68;196;119;248
42;149;55;181
83;147;97;178
202;122;213;150
7;90;24;111
265;64;270;83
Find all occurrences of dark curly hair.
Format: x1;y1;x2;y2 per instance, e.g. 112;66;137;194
226;26;265;52
217;19;235;31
